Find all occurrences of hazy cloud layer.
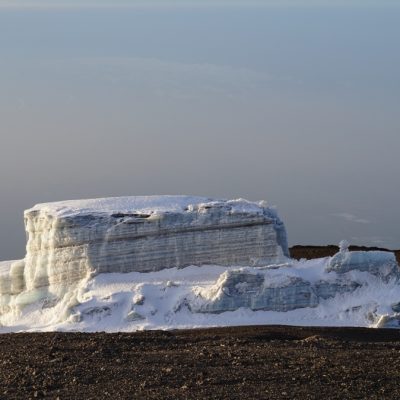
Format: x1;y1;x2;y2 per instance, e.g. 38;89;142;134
0;4;399;259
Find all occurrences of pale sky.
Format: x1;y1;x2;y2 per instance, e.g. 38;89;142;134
1;1;399;259
1;0;400;7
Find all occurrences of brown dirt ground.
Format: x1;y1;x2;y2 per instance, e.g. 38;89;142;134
1;246;400;400
1;326;400;399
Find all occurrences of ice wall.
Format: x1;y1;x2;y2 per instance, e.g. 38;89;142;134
189;250;400;317
6;196;289;297
191;271;319;313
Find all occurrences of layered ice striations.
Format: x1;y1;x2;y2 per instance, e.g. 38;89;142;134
5;196;289;297
189;249;400;318
191;270;319;313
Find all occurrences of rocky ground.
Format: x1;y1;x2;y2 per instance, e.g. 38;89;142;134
1;245;400;400
1;326;400;399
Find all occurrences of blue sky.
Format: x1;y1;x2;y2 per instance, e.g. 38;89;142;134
0;1;399;259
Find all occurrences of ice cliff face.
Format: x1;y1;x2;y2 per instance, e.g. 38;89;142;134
0;196;288;308
189;249;399;316
191;271;319;313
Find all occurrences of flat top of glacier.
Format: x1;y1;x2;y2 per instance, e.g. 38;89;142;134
26;195;267;218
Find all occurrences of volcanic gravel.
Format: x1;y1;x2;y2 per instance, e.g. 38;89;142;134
1;326;400;399
1;245;400;399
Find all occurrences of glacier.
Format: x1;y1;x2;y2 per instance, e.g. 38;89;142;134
0;195;399;332
22;195;288;289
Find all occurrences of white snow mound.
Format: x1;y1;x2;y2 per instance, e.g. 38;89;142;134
0;251;399;332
